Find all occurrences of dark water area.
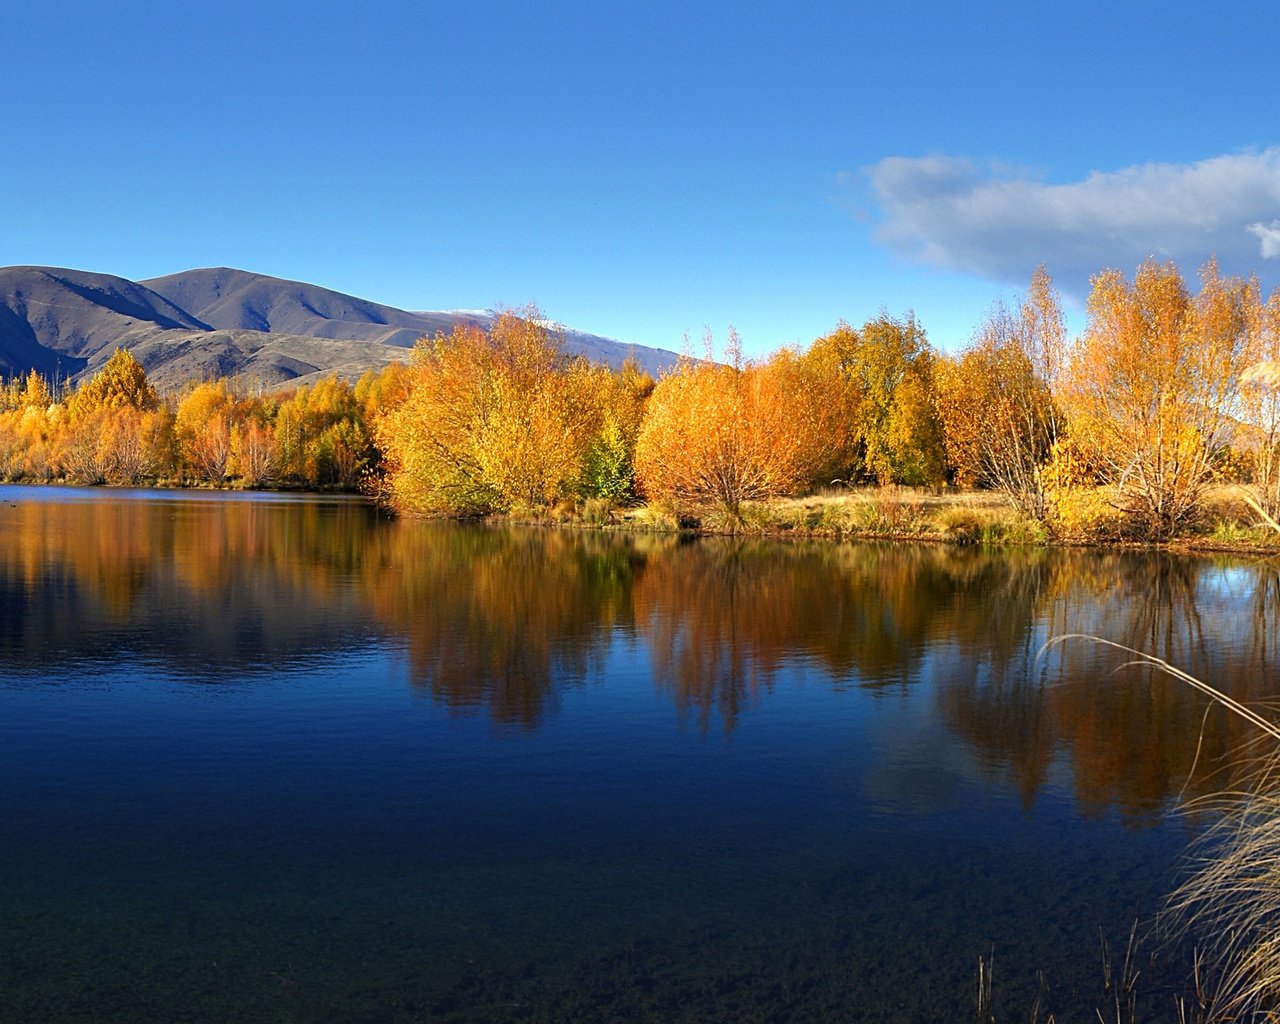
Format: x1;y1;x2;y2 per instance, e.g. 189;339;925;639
1;485;1277;1022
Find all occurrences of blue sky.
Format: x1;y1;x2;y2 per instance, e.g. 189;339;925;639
4;1;1279;357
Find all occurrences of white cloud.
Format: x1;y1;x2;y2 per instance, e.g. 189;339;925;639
863;149;1280;299
1248;219;1280;259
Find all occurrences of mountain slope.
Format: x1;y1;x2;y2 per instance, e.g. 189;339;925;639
0;265;682;388
142;268;680;373
0;266;220;380
140;267;446;347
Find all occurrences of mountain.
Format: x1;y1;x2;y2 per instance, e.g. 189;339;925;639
140;267;462;348
0;266;212;381
0;265;682;389
142;268;681;375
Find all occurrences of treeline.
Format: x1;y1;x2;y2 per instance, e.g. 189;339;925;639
6;257;1280;541
377;260;1280;540
0;349;408;488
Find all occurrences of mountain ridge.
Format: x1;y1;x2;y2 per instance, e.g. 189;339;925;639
0;265;681;388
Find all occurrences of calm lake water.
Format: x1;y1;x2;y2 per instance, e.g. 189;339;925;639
1;486;1275;1022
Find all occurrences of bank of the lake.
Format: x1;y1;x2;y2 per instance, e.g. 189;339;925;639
488;484;1280;556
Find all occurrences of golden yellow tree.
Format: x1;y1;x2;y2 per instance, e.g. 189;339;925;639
810;314;945;485
58;350;167;484
579;358;653;504
1062;258;1250;538
1238;286;1280;518
378;308;601;514
175;380;236;483
67;348;158;418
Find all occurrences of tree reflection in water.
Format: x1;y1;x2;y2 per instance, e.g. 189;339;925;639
1;488;1277;820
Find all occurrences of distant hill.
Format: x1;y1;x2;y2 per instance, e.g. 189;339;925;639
0;265;682;389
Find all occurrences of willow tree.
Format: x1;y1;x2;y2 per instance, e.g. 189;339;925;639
937;266;1066;519
1062;258;1250;539
634;335;857;524
378;308;601;515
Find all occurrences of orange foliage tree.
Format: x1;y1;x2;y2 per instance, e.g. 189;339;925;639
936;267;1066;519
634;332;858;524
1061;258;1251;538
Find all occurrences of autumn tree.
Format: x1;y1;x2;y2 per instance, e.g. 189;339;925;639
176;380;236;483
580;357;653;503
16;370;52;411
811;314;945;486
1061;258;1250;539
56;406;173;485
67;348;158;418
378;308;601;515
229;418;276;487
936;267;1066;519
1237;285;1280;518
273;375;375;488
634;332;858;524
55;350;167;484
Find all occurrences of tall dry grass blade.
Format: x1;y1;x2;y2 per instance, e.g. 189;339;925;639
1241;491;1280;535
1045;635;1280;742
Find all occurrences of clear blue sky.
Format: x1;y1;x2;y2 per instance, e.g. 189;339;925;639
5;1;1279;357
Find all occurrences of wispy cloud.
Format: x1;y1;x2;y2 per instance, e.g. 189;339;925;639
863;149;1280;299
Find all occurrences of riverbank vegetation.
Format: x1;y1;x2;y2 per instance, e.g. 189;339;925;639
0;347;408;490
5;256;1280;547
375;257;1280;546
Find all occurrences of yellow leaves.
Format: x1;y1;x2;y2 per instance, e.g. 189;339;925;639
17;370;51;411
67;348;158;419
378;308;611;515
1063;258;1251;538
936;272;1064;519
813;313;944;487
176;380;235;482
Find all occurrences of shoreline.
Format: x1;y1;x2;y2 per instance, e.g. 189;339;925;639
455;486;1280;557
7;478;1280;556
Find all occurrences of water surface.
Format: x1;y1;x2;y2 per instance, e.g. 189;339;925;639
1;485;1274;1022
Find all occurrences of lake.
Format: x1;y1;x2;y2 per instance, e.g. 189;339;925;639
0;485;1273;1022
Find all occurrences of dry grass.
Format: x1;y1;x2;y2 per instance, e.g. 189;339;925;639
585;485;1280;549
1166;754;1280;1023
